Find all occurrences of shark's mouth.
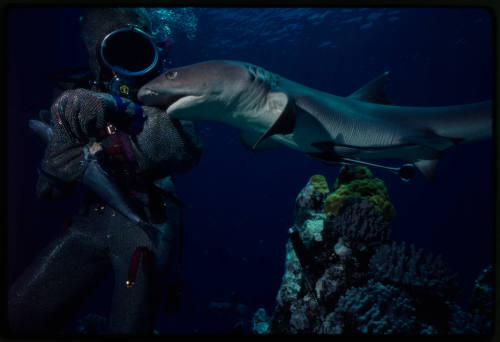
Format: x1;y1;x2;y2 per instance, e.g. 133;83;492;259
162;94;187;110
137;87;186;109
166;95;205;115
138;87;205;117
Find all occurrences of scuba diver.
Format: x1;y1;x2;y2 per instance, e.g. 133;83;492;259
8;8;202;334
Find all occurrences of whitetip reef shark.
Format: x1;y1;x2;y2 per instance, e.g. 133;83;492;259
138;60;492;181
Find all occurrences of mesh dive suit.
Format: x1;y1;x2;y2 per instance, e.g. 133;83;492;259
8;88;202;334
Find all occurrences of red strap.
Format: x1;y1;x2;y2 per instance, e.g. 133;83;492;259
104;146;123;154
114;131;138;169
126;246;151;288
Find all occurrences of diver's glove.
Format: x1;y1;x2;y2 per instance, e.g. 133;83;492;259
33;89;159;236
33;88;202;240
38;88;167;182
39;88;202;183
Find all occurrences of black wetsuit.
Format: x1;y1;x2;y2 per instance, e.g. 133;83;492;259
8;89;202;334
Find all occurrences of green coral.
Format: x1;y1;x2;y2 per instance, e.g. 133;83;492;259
309;174;330;194
324;166;395;221
324;185;360;216
333;165;373;190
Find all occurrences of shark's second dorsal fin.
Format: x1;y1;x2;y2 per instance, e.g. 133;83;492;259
348;72;392;105
252;91;295;150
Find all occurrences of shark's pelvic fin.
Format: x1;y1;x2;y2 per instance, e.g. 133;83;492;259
239;130;280;151
348;71;392;105
252;91;296;150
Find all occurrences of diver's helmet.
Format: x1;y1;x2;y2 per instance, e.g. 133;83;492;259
81;8;162;100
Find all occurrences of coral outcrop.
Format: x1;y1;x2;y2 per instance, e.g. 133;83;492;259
252;166;492;335
294;174;330;226
324;166;395;220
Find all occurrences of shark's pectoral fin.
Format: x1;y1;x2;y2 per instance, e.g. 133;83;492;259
414;158;440;182
239;130;280;151
348;71;392;105
252;92;295;150
402;134;460;151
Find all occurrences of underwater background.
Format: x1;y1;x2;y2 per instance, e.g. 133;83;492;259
8;7;492;333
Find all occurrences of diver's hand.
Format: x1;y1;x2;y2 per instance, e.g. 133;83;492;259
38;89;148;225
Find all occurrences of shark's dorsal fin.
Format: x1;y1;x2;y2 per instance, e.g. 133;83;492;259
239;130;280;151
348;72;392;105
252;91;295;150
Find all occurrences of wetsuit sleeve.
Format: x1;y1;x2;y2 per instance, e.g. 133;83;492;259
132;105;203;176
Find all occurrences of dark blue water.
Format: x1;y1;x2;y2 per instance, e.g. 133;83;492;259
8;7;493;334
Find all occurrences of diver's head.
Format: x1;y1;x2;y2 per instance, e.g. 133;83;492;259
80;8;161;100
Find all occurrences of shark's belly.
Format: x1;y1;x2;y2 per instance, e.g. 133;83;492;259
356;144;436;162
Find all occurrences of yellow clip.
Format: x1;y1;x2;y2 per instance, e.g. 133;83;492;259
88;142;103;155
119;84;130;95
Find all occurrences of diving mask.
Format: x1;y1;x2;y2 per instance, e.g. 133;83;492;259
100;26;159;76
98;26;160;98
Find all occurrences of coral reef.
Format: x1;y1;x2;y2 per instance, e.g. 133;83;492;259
309;174;330;194
252;308;270;334
294;174;330;226
468;266;493;334
324;166;395;220
368;242;458;299
322;280;417;334
448;266;493;334
253;166;492;335
324;198;391;246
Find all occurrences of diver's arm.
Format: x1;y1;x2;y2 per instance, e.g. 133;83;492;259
132;106;203;177
40;88;202;182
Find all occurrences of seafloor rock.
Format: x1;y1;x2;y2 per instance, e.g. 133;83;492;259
255;167;492;335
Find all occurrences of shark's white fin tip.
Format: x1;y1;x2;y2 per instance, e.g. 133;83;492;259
414;159;439;182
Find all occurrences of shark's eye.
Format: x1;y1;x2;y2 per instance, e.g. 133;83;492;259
165;71;178;80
